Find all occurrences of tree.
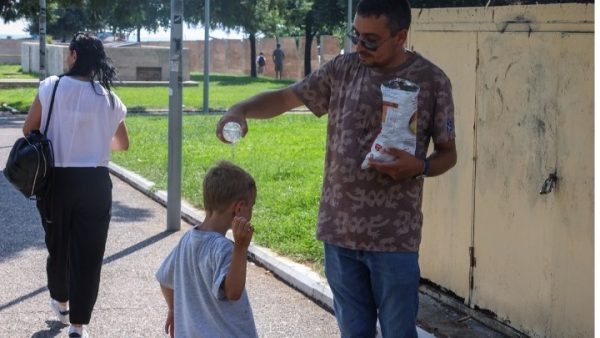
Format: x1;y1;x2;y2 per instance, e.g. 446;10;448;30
7;0;167;42
184;0;283;78
279;0;351;76
27;5;95;42
1;0;88;24
12;0;97;41
86;0;167;42
1;0;40;22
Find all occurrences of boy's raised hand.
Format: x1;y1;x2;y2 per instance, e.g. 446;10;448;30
232;216;254;248
165;309;174;338
224;216;254;300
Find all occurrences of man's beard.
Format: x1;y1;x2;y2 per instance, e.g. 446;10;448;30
358;52;375;67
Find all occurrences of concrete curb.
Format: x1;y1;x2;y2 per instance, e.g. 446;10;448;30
107;162;435;338
242;240;334;309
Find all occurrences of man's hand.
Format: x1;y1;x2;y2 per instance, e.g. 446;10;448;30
216;111;248;144
165;309;174;338
215;88;303;144
368;147;423;180
231;216;254;249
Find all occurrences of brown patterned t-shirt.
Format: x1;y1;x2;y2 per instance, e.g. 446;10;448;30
291;51;455;252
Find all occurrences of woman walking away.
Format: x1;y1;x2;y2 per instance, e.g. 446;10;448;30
22;32;129;338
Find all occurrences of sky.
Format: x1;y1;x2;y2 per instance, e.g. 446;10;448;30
0;18;245;41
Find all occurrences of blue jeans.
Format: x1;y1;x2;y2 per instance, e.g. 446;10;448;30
324;243;420;338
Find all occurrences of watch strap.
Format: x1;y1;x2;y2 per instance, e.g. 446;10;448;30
414;158;429;180
422;158;430;176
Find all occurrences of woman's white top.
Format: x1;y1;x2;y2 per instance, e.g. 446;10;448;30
38;75;127;168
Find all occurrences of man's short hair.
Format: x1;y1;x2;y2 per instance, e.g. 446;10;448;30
356;0;412;34
203;161;256;214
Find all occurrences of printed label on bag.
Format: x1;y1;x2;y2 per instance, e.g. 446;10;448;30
361;78;420;169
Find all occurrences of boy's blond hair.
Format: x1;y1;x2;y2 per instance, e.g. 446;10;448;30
203;161;256;214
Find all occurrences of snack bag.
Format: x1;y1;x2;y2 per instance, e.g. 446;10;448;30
361;78;420;169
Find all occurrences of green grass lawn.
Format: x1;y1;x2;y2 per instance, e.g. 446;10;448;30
0;69;326;268
0;64;38;80
0;71;294;112
112;113;328;266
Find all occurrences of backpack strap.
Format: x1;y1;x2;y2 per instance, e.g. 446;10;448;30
43;75;63;135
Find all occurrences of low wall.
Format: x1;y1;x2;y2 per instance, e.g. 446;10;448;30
11;35;341;81
21;42;191;81
144;35;341;80
0;54;20;64
0;39;28;64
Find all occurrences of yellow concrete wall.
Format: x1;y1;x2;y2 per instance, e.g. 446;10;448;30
412;30;476;306
412;4;593;337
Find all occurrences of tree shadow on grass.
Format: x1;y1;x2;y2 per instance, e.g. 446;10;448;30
190;73;294;86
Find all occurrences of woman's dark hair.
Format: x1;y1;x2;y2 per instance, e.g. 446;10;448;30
356;0;412;35
66;32;117;106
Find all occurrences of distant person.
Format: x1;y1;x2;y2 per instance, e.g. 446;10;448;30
256;52;266;75
272;43;285;79
156;161;258;338
22;32;129;338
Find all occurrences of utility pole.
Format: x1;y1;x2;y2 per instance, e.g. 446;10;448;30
203;0;210;114
167;0;183;231
345;0;353;54
38;0;46;80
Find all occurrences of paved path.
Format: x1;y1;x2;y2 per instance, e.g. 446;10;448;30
0;114;507;338
0;116;339;337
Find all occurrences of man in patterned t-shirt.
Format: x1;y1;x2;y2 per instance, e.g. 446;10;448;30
217;0;457;337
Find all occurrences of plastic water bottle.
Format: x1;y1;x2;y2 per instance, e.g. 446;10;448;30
223;122;242;161
223;122;242;143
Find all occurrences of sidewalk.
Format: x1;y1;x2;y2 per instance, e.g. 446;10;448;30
0;116;339;337
0;115;504;337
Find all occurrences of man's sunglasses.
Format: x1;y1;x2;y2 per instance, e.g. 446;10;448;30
347;32;395;52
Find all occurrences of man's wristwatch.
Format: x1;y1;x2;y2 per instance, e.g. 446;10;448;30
414;158;429;180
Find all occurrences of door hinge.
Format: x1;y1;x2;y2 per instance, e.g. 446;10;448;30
469;246;476;267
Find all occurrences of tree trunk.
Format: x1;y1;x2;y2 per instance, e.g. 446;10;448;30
249;32;257;78
304;31;314;77
137;26;141;43
304;15;315;76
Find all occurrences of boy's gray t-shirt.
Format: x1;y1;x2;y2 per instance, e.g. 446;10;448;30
156;228;258;338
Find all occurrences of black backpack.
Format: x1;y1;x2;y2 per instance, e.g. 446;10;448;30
3;77;60;199
257;56;266;66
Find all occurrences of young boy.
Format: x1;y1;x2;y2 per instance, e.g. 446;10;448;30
156;161;258;338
